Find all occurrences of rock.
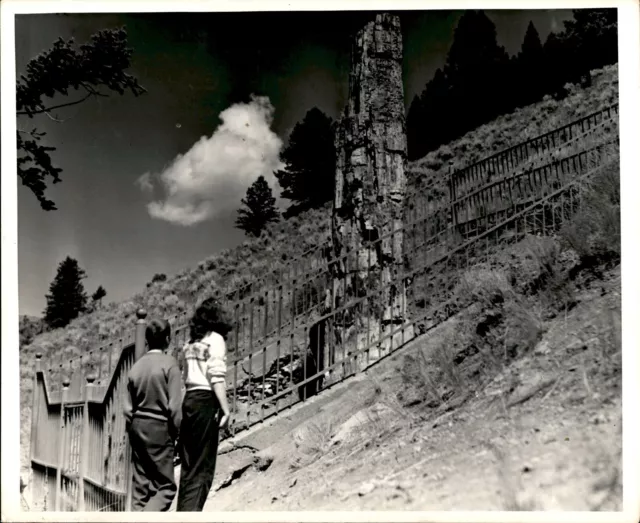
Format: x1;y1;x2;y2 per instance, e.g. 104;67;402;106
358;481;376;496
534;340;550;355
254;453;274;472
330;402;397;446
591;413;608;425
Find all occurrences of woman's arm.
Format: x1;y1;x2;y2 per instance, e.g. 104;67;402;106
212;382;230;429
206;335;231;428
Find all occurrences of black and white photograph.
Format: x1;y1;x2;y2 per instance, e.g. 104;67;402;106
1;0;639;520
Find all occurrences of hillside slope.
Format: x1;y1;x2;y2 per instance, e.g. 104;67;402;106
21;65;618;365
407;65;618;206
199;260;622;511
19;64;619;478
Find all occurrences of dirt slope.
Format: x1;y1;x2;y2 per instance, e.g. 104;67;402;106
201;265;621;512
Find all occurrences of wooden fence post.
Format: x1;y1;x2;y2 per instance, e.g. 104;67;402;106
55;379;70;511
126;309;147;511
78;374;95;511
29;354;42;478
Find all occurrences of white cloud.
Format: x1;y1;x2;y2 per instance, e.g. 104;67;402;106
136;172;154;194
138;95;284;226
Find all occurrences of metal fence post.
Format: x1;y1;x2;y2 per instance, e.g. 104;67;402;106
78;374;95;511
55;379;70;511
126;309;147;511
448;161;456;228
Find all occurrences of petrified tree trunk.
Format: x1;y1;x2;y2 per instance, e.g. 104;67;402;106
329;13;413;372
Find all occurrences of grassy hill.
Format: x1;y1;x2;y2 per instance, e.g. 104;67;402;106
19;64;619;477
406;65;618;207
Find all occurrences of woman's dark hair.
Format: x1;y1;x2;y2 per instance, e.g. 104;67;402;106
189;297;233;342
145;318;171;350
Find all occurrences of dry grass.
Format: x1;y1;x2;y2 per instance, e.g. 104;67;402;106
399;348;442;408
399;252;556;418
407;64;618;190
289;418;334;471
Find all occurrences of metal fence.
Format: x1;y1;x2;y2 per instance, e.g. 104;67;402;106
28;105;619;511
449;104;619;201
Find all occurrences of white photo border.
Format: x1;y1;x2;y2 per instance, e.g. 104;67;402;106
2;0;638;521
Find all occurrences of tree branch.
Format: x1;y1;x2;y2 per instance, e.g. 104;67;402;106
17;91;94;116
45;111;66;123
79;82;107;97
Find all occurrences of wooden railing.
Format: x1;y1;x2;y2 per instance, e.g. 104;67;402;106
29;316;147;511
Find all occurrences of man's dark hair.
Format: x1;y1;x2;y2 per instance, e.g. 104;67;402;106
189;297;233;342
145;318;171;350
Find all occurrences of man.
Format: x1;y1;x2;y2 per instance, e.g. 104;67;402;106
124;318;182;511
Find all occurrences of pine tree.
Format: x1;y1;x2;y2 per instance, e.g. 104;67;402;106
515;21;545;106
562;8;618;85
419;67;453;153
406;95;425;161
543;31;571;97
235;176;280;237
442;10;511;139
44;256;89;329
521;21;544;60
274;108;335;217
91;285;107;308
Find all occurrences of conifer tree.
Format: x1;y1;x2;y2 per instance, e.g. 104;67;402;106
516;21;545;106
406;95;424;161
562;8;618;86
235;176;280;237
419;67;453;153
275;108;335;217
443;10;510;131
44;256;89;329
91;285;107;308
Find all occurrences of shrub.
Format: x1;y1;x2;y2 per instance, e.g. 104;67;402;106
458;267;543;362
559;159;620;265
520;235;575;313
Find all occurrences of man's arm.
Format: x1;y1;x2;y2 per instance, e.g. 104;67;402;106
123;378;133;430
167;362;183;438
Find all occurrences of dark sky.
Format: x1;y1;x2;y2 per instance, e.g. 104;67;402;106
16;9;573;316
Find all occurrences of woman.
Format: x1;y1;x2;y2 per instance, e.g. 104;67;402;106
176;297;232;511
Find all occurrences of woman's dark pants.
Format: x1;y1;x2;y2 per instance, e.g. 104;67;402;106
176;389;221;511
